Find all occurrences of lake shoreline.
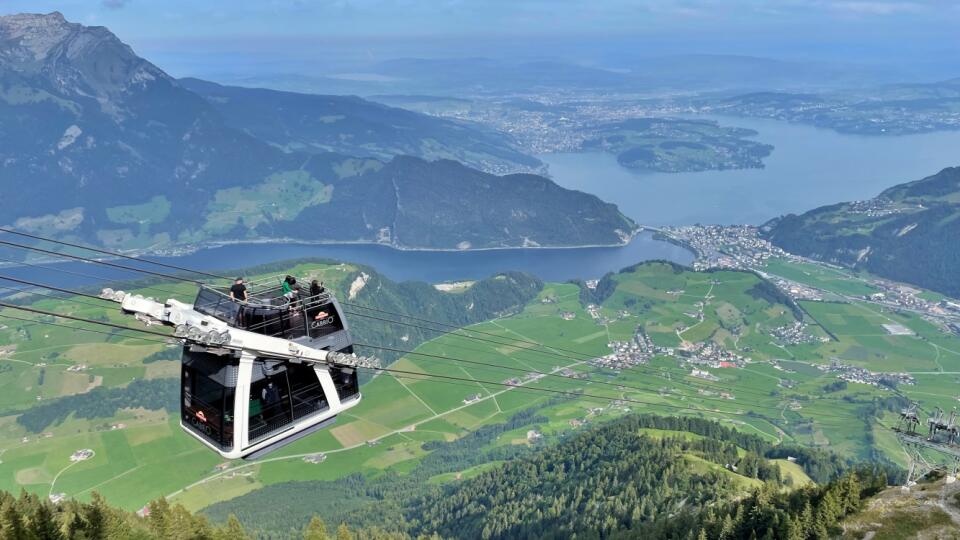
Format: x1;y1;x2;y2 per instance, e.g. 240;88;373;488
147;229;643;258
0;229;696;285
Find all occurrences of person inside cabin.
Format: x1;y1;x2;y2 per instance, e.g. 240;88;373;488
229;277;248;302
262;381;282;420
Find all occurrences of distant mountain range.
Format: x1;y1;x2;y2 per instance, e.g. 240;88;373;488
0;12;633;252
763;167;960;297
224;54;895;96
178;78;539;174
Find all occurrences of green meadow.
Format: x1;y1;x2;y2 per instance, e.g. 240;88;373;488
0;259;957;512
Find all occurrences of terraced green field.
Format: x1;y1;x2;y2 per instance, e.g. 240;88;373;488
1;259;958;513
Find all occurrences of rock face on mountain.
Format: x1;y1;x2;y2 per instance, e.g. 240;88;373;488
0;12;168;101
763;167;960;297
0;12;286;235
0;13;634;252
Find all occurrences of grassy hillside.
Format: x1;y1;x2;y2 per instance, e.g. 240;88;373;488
0;260;541;510
764;166;960;297
839;475;960;539
3;258;960;533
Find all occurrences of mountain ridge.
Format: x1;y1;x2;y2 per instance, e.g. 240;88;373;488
0;12;632;253
763;166;960;297
178;77;540;174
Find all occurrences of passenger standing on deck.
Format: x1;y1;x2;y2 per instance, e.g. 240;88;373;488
309;280;323;297
308;280;330;323
282;275;296;300
230;277;249;325
229;278;248;302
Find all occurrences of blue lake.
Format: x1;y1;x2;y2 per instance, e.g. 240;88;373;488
4;116;960;286
540;115;960;226
0;232;692;289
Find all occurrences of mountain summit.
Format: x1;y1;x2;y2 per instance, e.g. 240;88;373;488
0;12;169;105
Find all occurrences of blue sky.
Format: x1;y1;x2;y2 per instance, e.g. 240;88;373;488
2;0;958;78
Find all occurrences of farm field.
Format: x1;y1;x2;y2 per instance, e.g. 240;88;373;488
0;259;958;513
764;258;880;297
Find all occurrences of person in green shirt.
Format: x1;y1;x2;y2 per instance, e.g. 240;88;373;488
282;275;299;308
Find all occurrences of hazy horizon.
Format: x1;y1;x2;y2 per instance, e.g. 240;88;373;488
2;1;959;83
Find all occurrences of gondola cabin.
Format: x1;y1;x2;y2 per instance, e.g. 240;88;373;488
158;276;362;460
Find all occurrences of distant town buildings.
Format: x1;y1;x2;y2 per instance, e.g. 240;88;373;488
659;224;788;272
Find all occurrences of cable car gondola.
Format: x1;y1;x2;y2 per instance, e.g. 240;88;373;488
104;275;379;460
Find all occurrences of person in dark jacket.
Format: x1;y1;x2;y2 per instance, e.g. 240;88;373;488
229;277;248;302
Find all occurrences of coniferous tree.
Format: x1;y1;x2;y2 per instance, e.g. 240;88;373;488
30;503;63;540
223;516;249;540
2;497;27;540
304;517;329;540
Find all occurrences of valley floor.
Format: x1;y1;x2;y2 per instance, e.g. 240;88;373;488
0;250;959;517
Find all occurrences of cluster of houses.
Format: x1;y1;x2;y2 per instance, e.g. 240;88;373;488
660;225;789;272
820;359;915;388
846;198;912;218
771;321;827;345
595;327;660;370
679;341;747;369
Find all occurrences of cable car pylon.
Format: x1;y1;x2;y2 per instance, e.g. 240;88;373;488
892;403;960;488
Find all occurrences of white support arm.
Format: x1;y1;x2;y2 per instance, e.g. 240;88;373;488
100;288;380;370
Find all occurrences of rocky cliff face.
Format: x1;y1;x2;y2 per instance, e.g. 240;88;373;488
0;12;169;107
